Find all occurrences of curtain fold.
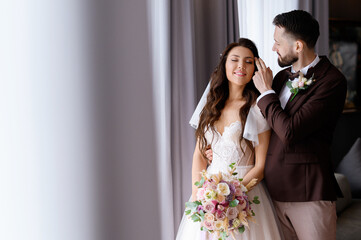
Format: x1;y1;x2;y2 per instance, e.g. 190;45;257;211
148;0;174;239
149;1;241;238
193;0;239;100
227;0;240;45
298;0;329;56
170;0;197;233
149;0;197;238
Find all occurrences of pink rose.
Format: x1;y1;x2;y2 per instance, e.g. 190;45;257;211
298;81;304;87
215;210;226;221
226;207;239;220
232;180;241;187
196;188;205;200
235;188;243;196
203;220;214;230
209;183;217;191
203;201;216;213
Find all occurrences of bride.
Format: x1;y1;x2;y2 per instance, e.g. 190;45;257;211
176;38;283;240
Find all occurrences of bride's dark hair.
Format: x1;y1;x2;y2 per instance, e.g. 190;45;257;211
196;38;260;157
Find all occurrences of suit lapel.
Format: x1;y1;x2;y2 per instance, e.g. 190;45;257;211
284;56;331;111
274;67;291;94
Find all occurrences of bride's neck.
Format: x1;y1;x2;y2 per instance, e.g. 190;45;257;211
228;83;244;101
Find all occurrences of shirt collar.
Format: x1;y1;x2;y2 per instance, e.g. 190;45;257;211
291;55;320;75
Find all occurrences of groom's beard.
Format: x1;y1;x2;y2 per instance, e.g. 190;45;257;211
277;53;298;67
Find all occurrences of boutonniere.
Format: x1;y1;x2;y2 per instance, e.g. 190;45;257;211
286;72;315;101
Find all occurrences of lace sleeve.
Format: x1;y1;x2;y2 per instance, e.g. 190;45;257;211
243;105;270;146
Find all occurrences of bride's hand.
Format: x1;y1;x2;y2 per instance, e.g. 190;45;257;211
204;145;213;165
253;57;273;94
245;178;258;192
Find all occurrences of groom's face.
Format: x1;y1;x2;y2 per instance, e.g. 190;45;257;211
272;26;298;67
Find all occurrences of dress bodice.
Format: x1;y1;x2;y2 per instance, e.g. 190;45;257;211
201;105;270;178
205;121;254;178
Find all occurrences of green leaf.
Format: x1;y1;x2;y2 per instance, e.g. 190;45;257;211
194;200;202;206
191;214;201;222
229;199;239;207
238;225;245;233
232;172;238;175
185;202;198;210
185;209;191;215
198;210;205;220
198;177;205;188
252;196;260;204
251;210;255;216
200;226;204;231
238;178;243;182
286;81;293;88
194;181;200;187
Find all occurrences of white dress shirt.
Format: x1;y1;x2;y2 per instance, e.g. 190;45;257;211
257;55;320;109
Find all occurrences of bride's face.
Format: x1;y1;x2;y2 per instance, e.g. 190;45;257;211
225;46;255;86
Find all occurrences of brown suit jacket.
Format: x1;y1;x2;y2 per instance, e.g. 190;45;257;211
257;56;347;202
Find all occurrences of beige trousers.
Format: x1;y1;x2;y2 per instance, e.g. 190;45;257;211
273;200;337;240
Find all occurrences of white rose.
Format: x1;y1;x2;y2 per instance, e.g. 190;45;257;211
217;183;230;196
204;189;217;200
291;81;299;88
213;221;224;230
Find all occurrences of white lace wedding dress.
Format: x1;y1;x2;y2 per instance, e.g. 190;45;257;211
176;105;283;240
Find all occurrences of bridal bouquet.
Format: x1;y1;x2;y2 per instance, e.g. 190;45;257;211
185;163;260;240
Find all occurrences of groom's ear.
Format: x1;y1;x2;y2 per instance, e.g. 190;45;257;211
295;40;304;53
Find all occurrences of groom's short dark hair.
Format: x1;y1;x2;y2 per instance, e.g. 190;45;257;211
273;10;320;49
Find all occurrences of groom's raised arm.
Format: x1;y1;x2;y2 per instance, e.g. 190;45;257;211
257;70;346;146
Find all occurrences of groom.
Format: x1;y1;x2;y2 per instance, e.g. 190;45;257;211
253;10;346;240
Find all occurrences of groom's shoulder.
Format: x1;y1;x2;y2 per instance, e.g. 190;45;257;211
318;56;346;83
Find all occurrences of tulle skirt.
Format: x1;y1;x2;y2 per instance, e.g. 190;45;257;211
176;181;283;240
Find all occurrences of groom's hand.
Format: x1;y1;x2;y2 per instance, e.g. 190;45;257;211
204;145;213;165
253;57;273;94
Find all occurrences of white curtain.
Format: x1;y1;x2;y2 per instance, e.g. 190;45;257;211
148;0;197;239
148;0;174;239
238;0;298;75
0;1;96;240
237;0;329;74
